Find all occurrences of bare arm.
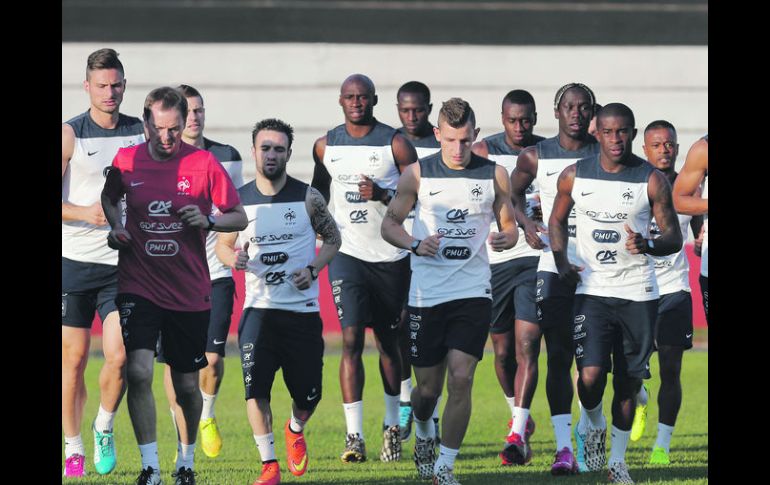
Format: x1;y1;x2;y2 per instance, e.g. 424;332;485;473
489;164;518;251
215;231;241;269
310;136;331;203
672;138;708;215
548;164;581;285
635;171;683;256
101;165;130;249
62;123;107;225
511;147;546;249
291;187;342;290
471;139;489;158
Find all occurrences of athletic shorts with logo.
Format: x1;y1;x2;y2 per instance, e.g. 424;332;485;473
327;252;409;332
655;290;693;349
699;275;708;325
573;294;657;379
407;297;491;367
116;293;209;373
535;271;577;329
238;308;324;410
489;256;538;333
62;257;118;328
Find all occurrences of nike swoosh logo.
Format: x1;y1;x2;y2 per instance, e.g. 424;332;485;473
581;191;594;196
88;150;99;156
194;356;205;363
131;181;145;187
213;338;226;345
429;191;442;196
330;157;342;162
546;171;560;176
685;333;692;338
291;454;308;472
306;393;319;401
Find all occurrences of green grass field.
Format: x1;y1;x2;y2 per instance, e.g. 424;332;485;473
64;345;707;484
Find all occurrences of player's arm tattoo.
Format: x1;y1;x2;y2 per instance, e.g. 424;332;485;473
309;187;341;246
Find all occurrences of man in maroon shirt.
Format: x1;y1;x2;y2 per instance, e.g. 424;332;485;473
101;86;247;485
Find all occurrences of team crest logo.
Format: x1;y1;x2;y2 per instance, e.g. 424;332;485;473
368;152;381;168
177;176;192;195
621;187;634;205
284;209;297;225
470;184;483;201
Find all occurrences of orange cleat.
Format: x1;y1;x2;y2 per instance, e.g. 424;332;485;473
285;420;308;476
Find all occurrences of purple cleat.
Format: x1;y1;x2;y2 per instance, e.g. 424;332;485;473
64;453;86;477
551;447;579;476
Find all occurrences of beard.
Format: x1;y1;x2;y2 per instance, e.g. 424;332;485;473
262;163;286;181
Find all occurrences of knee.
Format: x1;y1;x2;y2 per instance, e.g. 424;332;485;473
415;383;440;403
205;353;221;369
104;346;127;371
546;345;573;370
579;368;603;391
62;346;88;374
126;360;154;388
517;337;541;364
173;376;200;404
447;369;474;396
341;337;363;359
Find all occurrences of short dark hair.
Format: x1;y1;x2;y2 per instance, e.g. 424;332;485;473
644;119;676;134
597;103;635;128
143;87;188;122
86;48;124;79
553;83;596;111
502;89;535;110
252;118;294;148
397;81;431;102
438;98;476;128
176;84;203;103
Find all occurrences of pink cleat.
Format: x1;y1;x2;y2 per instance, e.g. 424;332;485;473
64;453;86;477
499;432;532;465
551;447;579;475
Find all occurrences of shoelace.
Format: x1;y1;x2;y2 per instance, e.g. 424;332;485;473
172;468;197;484
98;435;114;456
136;467;155;484
68;455;83;467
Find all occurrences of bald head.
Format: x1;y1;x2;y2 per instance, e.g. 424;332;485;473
341;74;375;95
597;103;635;129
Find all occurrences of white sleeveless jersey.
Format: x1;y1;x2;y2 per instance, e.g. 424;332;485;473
62;111;145;265
238;177;319;312
483;132;545;263
701;135;708;277
410;153;496;307
397;128;441;235
535;136;600;273
202;139;244;281
572;155;658;301
650;212;692;294
325;122;407;262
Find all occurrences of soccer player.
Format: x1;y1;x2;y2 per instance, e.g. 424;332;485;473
394;80;441;443
216;118;341;485
471;89;544;467
101;86;247;485
672;136;708;323
62;48;145;477
628;121;703;464
550;103;683;484
382;98;519;485
160;84;245;461
311;74;418;463
508;83;599;473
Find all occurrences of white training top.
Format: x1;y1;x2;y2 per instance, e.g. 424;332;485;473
651;212;692;295
701;135;708;277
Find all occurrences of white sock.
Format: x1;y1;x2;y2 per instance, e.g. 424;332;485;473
434;444;459;472
432;394;442;420
582;402;605;430
400;378;412;402
64;434;85;457
176;442;195;470
654;423;675;452
637;385;649;406
289;412;306;434
94;405;116;432
511;407;530;437
254;433;276;462
343;401;364;439
414;416;436;440
505;395;516;420
608;426;630;465
551;414;573;452
139;442;160;471
384;393;400;427
200;391;217;420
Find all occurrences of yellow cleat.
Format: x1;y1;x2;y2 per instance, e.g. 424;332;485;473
649;446;670;465
630;386;648;442
199;417;223;458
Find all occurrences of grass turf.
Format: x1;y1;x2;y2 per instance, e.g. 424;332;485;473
64;346;707;484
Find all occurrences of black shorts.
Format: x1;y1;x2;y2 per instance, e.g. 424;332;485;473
490;257;539;333
407;297;491;367
62;257;118;328
327;252;410;333
206;277;236;355
535;271;577;329
655;291;693;349
699;275;708;325
573;294;657;379
116;293;209;373
238;308;324;410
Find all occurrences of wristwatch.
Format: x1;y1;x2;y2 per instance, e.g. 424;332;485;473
306;264;319;280
410;239;422;255
206;214;216;230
